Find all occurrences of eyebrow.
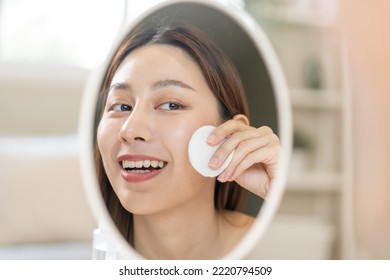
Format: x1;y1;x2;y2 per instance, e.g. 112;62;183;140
108;79;195;94
108;82;130;92
152;79;195;91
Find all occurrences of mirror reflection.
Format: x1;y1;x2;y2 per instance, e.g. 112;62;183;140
91;2;284;259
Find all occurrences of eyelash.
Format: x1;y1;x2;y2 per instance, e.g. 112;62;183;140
157;101;184;110
110;103;132;112
108;101;184;112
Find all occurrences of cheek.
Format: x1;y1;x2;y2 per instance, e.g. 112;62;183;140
97;122;107;153
168;123;194;163
158;118;197;171
97;119;119;158
162;118;215;168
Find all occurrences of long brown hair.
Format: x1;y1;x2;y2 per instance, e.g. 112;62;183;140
94;24;251;246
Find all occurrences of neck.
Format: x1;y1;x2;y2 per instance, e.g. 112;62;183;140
133;199;227;259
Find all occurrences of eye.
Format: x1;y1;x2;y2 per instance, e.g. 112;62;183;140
111;103;132;112
158;102;182;110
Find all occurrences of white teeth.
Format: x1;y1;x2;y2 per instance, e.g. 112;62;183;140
122;159;165;169
129;169;151;173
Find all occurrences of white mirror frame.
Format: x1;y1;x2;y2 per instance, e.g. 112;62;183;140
79;0;292;259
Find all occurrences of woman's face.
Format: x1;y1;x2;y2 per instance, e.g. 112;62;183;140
97;44;222;215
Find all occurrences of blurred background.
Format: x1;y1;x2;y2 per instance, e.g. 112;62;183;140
0;0;389;259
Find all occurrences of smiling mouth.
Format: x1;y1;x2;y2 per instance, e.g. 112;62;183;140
121;159;167;173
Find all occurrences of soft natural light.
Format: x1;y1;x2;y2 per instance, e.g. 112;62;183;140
126;0;162;20
125;0;243;21
0;0;125;69
0;0;242;69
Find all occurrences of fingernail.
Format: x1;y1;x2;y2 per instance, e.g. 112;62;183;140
218;171;227;182
209;156;219;168
207;134;216;143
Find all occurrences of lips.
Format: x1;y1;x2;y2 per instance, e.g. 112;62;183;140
118;155;167;182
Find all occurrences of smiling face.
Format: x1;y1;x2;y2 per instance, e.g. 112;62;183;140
97;44;222;215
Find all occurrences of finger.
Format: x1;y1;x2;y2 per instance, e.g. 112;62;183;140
208;128;263;169
209;126;275;169
206;119;249;145
230;141;281;182
218;133;280;182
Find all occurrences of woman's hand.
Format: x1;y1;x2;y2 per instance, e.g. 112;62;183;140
207;115;281;198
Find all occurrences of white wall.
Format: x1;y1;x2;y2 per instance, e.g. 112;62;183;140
0;63;88;135
340;0;390;259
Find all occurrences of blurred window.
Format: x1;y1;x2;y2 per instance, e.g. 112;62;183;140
0;0;125;69
0;0;239;69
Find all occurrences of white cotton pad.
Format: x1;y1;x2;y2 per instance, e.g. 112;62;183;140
188;125;234;177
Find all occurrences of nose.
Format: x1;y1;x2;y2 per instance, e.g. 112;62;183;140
118;105;153;144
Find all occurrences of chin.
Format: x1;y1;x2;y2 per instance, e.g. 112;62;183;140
119;197;167;216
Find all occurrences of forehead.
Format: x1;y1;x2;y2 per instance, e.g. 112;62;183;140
119;44;196;73
111;44;207;88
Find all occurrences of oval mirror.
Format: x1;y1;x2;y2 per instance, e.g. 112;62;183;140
80;0;292;259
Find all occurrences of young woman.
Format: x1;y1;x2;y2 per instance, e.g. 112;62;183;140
94;24;281;259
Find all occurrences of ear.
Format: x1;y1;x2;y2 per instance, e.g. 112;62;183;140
233;114;250;126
